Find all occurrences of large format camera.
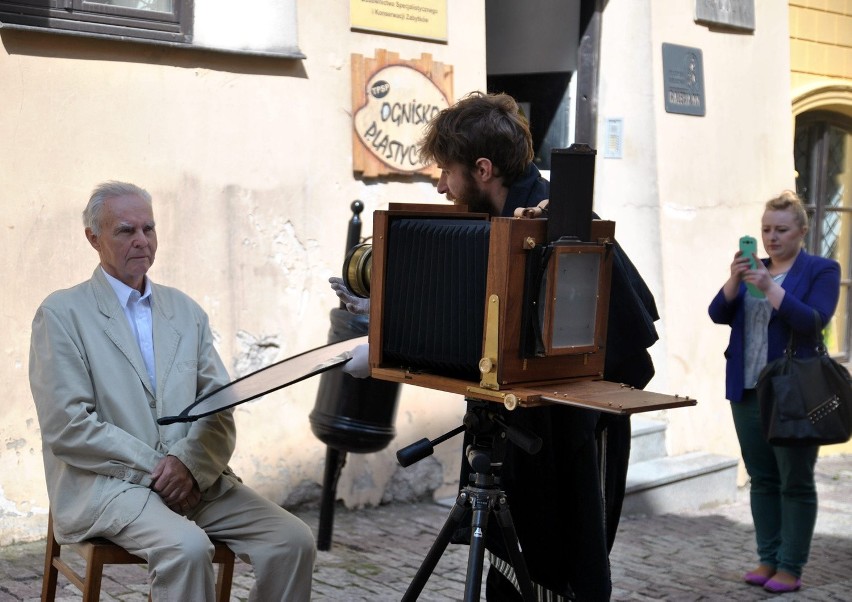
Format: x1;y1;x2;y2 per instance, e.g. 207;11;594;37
341;146;693;414
341;209;612;382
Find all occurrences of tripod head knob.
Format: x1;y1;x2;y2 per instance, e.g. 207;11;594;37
465;445;493;474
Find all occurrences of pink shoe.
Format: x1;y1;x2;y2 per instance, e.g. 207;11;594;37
743;571;771;586
763;577;801;593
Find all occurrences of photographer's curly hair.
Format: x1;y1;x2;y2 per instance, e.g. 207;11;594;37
418;91;534;186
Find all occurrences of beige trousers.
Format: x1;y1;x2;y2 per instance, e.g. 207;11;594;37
105;481;315;601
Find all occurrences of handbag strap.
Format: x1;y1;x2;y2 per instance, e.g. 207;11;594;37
784;309;826;357
813;309;828;356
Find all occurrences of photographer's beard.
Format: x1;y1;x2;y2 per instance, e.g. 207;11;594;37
454;169;499;217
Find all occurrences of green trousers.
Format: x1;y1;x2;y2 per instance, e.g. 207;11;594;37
731;390;818;578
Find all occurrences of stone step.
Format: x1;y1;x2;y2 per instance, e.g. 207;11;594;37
628;416;667;465
622;451;739;516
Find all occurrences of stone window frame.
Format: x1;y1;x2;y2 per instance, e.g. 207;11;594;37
794;110;852;360
0;0;191;43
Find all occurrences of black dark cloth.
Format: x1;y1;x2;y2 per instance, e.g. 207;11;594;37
598;233;659;553
457;164;659;600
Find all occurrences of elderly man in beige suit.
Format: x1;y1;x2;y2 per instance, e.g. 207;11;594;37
30;181;315;601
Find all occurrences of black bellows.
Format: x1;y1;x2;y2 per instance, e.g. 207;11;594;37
381;218;491;380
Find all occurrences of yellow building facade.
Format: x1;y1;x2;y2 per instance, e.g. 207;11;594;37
789;0;852;454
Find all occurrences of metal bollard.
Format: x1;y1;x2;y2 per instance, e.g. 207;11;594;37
309;200;401;550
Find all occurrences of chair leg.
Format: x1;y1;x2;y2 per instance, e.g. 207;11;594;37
41;514;60;602
81;549;105;602
215;554;235;602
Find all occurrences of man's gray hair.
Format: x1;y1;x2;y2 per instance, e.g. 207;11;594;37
82;181;152;235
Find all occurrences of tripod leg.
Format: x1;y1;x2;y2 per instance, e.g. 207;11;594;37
402;492;470;602
463;493;490;602
493;496;536;602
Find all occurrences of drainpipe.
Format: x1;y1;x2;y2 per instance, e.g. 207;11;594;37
575;0;603;146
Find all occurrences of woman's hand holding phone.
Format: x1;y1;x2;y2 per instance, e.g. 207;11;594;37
738;235;764;298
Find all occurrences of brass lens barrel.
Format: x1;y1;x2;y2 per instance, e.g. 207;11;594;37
342;242;372;298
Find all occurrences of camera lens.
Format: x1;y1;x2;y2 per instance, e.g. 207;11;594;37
342;242;372;298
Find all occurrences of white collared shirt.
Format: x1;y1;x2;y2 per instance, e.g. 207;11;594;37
102;268;156;391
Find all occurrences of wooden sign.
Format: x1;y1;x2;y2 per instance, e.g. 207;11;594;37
352;50;453;178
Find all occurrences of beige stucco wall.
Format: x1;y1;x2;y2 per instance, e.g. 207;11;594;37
595;1;796;471
0;0;485;545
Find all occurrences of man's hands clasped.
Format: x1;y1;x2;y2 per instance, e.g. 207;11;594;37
151;455;201;515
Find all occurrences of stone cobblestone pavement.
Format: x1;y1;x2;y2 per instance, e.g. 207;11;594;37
1;454;849;601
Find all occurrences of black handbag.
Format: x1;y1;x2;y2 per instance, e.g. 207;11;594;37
756;312;852;446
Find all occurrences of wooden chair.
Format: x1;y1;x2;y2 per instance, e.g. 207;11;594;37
42;511;235;602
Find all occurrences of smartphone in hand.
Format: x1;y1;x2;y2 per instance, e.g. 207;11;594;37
739;235;764;298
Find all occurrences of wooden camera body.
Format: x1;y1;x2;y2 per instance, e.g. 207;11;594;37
368;203;615;385
364;204;693;414
480;215;615;388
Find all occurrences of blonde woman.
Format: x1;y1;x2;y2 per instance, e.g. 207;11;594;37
709;190;840;593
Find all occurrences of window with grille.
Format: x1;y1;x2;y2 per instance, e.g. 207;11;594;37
794;111;852;359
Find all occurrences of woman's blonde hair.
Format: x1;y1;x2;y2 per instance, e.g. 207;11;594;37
765;189;808;230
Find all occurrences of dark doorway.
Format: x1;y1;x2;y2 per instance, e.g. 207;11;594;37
484;0;581;170
487;73;572;170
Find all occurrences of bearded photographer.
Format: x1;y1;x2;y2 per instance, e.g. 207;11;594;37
331;91;659;601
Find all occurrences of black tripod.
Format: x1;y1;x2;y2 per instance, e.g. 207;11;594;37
396;400;542;601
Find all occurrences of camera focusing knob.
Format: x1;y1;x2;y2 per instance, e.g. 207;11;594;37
503;394;518;411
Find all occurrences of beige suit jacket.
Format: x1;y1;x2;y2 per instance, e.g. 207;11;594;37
30;267;239;543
